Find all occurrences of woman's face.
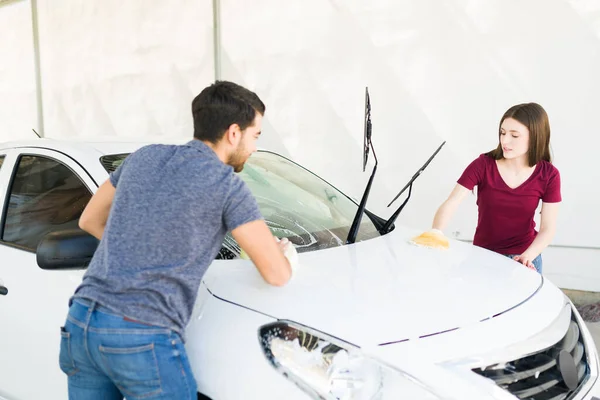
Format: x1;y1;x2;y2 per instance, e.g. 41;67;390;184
499;117;530;161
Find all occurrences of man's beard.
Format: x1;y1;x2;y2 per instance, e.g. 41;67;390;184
228;145;247;173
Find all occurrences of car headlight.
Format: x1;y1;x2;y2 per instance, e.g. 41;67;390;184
258;320;443;399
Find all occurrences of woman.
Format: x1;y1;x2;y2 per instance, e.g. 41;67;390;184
426;102;561;273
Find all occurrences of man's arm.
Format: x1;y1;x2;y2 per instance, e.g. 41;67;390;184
231;220;292;287
78;179;116;240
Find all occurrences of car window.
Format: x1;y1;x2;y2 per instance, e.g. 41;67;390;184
100;154;128;173
1;155;92;251
0;155;4;169
218;151;381;258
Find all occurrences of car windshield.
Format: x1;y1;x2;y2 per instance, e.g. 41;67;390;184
100;151;381;258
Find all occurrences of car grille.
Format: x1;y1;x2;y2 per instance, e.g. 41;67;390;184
472;312;590;400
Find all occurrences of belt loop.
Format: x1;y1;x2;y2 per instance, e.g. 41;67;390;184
84;300;96;329
83;300;96;367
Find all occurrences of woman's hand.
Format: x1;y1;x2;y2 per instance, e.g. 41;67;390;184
513;254;536;270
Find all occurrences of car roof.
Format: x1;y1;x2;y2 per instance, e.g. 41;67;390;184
0;137;189;156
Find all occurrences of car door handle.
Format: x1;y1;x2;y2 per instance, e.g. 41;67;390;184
0;285;7;296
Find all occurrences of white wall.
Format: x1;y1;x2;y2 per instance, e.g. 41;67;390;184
1;0;598;290
35;0;214;139
0;0;36;142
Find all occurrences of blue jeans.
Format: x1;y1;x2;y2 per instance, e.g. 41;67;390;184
59;298;197;399
506;254;543;274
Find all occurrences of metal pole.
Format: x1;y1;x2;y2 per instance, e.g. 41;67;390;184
30;0;45;137
212;0;221;81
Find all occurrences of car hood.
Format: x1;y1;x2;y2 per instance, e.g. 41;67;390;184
202;227;542;347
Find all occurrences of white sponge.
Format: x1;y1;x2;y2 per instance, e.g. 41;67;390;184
276;237;299;272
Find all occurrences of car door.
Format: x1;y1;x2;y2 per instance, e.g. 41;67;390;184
0;148;96;400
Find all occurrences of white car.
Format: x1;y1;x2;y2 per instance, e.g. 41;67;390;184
0;138;599;400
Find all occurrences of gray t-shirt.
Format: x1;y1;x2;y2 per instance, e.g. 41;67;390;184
73;139;262;339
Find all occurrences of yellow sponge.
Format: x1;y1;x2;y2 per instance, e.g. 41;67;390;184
410;229;449;250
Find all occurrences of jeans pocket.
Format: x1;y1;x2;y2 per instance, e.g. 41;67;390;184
59;327;79;376
99;343;162;399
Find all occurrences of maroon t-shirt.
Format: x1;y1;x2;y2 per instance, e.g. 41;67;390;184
457;154;561;255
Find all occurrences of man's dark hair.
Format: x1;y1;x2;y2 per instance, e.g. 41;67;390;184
191;80;266;143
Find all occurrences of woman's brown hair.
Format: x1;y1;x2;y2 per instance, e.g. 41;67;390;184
486;102;552;167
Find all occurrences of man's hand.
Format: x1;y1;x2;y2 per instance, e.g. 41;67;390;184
513;254;536;270
276;237;299;271
240;236;299;272
232;220;292;286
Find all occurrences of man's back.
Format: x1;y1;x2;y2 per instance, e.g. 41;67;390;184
73;139;262;337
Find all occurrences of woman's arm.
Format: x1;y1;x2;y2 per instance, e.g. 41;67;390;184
514;202;560;268
432;184;471;232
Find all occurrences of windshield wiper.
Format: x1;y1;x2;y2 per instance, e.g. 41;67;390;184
346;87;378;244
379;141;446;234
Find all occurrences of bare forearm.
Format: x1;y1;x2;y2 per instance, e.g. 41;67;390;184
79;219;105;240
524;228;556;259
432;200;458;231
78;179;115;241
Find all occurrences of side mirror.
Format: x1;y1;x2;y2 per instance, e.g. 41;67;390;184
36;229;99;270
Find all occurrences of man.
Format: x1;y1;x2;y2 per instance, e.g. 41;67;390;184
58;81;294;399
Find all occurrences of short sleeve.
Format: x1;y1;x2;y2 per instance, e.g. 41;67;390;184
223;176;263;232
457;155;486;190
542;167;562;203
